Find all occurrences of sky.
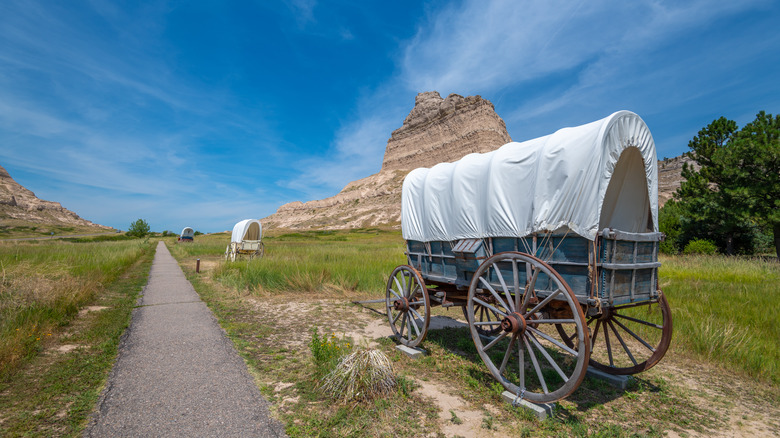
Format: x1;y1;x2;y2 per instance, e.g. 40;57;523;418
1;0;778;233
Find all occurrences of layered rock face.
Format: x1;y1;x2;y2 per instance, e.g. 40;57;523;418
657;155;697;207
381;91;512;171
263;92;512;230
0;164;111;230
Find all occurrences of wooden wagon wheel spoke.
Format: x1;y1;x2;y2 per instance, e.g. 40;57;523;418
556;292;672;375
471;297;509;319
468;252;589;404
464;301;503;336
391;278;404;299
527;331;569;383
489;265;516;312
481;331;509;352
604;320;614;367
498;334;517;375
517;266;540;312
385;265;430;348
518;338;525;391
613;313;664;329
525;289;562;316
523;336;549;394
607;320;637;366
479;277;513;313
525;326;579;357
611;317;656;351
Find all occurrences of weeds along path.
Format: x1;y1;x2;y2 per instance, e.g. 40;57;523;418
85;241;285;437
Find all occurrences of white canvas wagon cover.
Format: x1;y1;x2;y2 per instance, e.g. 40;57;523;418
402;110;658;242
180;227;194;238
230;219;262;243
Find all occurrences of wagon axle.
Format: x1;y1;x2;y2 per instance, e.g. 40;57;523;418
500;312;527;334
392;297;409;312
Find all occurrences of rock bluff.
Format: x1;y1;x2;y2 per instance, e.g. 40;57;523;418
263;92;512;230
0;164;111;230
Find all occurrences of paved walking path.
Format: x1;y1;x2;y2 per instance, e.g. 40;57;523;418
86;242;286;437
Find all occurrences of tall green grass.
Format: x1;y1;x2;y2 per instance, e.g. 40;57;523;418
173;229;407;295
0;239;150;378
660;254;779;384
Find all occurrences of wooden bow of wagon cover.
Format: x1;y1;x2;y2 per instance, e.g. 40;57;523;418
368;110;672;404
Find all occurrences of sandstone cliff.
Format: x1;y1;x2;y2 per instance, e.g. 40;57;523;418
381;91;513;171
658;155;697;207
0;164;111;231
263;92;512;230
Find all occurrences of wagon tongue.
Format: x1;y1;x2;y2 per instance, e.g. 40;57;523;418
501;312;526;334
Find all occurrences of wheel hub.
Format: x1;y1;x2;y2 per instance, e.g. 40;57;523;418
501;312;527;334
597;307;613;321
393;297;410;312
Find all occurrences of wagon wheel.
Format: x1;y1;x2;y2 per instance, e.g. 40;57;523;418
386;265;430;348
229;243;237;262
248;242;265;261
555;292;672;375
463;302;503;337
467;252;590;404
224;245;230;261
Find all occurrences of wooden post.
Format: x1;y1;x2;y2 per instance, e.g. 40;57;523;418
196;259;200;273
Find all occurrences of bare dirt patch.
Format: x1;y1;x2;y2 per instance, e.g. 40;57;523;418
78;306;109;316
56;344;82;353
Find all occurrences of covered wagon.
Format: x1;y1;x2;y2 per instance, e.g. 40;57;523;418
179;227;195;242
225;219;264;261
387;110;672;403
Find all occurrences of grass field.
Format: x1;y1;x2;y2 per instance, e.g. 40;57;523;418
0;238;150;378
172;229;406;295
659;254;780;384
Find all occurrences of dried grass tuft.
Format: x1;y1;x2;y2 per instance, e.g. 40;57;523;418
321;348;396;402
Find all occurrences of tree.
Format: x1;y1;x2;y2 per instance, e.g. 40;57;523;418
677;117;746;254
127;218;150;238
675;112;779;259
729;111;780;259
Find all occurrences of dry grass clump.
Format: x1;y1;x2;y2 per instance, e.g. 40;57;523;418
321;348;396;402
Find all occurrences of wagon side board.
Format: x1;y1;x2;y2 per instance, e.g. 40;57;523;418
405;229;664;309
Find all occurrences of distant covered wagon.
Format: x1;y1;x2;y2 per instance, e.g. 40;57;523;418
225;219;264;261
387;110;672;403
179;227;195;242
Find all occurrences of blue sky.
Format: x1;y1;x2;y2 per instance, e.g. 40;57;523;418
1;0;778;233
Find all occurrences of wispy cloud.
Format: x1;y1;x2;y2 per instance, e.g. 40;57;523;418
400;0;770;121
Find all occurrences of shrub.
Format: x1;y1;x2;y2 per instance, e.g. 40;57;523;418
683;239;718;255
321;348;396;402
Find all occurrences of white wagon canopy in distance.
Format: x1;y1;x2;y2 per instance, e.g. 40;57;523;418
231;219;262;243
401;110;658;242
180;227;195;241
225;219;264;261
